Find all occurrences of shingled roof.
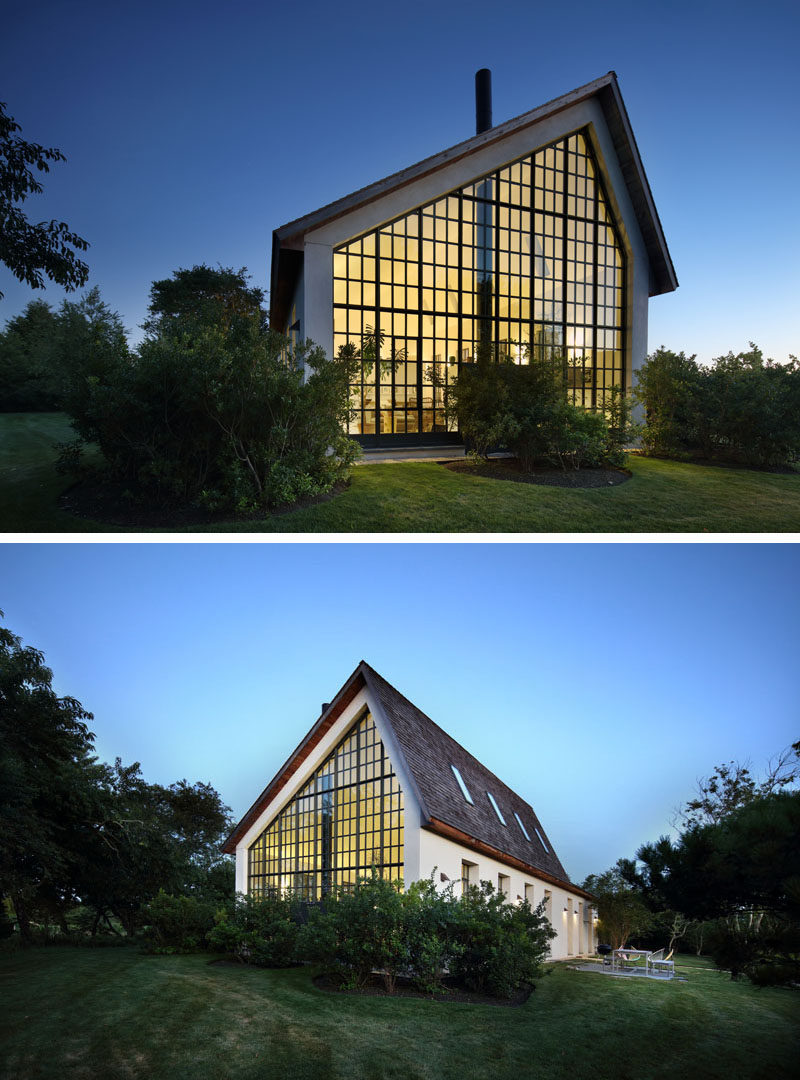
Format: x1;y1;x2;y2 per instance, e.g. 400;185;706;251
223;661;590;899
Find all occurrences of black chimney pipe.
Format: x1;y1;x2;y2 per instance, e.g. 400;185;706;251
475;68;492;134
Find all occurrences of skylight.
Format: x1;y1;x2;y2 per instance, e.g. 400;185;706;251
487;791;507;825
534;826;549;853
514;811;531;841
451;765;474;804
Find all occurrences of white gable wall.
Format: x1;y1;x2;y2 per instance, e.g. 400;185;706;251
296;96;650;395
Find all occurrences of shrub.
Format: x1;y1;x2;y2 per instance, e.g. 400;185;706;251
633;347;702;457
445;348;629;471
141;890;218;953
61;267;360;513
449;881;555;998
296;871;554;999
206;893;300;967
297;871;406;991
402;875;463;995
634;344;800;467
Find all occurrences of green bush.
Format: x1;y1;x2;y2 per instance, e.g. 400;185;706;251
295;871;554;999
450;881;555;998
297;871;406;991
60;267;360;513
634;345;800;467
206;893;300;968
141;891;218;953
402;875;463;995
445;348;629;471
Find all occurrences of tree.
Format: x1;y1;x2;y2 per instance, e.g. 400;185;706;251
73;760;234;935
61;271;359;514
0;614;234;941
0;299;61;410
643;793;800;984
142;265;267;337
582;861;652;949
0;617;105;941
0;101;89;298
675;741;800;830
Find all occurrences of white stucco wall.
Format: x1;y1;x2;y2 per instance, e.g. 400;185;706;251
291;97;650;395
412;827;595;961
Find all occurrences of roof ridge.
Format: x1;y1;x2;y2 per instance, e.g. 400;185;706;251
360;660;543;811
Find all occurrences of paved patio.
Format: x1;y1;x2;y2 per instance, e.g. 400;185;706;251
572;961;683;982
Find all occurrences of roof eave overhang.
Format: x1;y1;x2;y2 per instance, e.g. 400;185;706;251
595;78;678;296
424;816;595;902
271;71;677;301
221;663;368;854
269;232;304;333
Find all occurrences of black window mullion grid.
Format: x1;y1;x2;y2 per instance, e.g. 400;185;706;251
490;170;496;360
591;136;599;410
417;208;423;433
528;154;535;361
561;140;568;385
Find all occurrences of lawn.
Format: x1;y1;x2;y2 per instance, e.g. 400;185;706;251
1;948;797;1080
3;412;800;533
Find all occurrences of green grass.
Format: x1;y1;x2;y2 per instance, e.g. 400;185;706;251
1;948;797;1080
3;412;800;533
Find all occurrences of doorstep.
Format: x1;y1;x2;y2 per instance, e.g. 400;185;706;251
356;445;466;464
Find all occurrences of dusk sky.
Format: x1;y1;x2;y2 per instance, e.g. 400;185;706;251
2;0;798;363
2;542;797;883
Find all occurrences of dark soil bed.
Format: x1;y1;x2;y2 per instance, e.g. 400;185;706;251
312;972;534;1006
443;457;631;488
59;474;349;528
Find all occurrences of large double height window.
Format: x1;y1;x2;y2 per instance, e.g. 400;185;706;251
247;710;404;900
333;129;626;440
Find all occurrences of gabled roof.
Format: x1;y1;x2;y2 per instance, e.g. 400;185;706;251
223;661;591;900
270;71;677;327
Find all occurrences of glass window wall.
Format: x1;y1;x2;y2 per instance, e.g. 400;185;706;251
334;129;626;437
247;710;404;899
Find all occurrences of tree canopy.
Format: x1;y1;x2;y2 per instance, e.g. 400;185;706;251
0;616;233;943
0;101;89;299
142;265;267;336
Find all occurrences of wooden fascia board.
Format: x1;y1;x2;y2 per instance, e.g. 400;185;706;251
360;665;431;824
272;71;676;302
220;667;367;854
273;74;620;246
425;816;595;902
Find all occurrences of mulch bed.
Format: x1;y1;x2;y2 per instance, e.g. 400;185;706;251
312;972;534;1007
443;457;631;489
58;474;350;528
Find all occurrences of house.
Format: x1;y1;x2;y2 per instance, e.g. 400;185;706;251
222;661;596;961
269;70;676;448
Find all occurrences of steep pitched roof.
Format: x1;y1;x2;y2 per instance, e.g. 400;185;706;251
270;72;677;328
222;661;590;899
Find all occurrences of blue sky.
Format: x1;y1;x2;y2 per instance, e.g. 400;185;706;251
2;542;797;882
1;0;798;363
